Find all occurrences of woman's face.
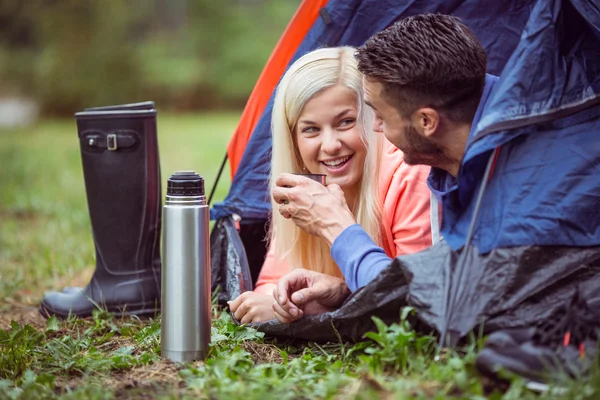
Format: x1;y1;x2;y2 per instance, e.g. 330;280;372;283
295;85;367;193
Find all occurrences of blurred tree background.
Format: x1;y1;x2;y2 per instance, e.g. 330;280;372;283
0;0;300;117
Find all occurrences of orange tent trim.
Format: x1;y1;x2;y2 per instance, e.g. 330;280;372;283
226;0;330;179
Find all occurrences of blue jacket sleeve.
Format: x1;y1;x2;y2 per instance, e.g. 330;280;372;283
330;224;393;292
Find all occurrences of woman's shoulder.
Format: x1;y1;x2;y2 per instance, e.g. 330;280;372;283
379;139;431;192
378;140;433;258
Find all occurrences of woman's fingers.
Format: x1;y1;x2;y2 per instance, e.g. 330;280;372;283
227;294;245;313
230;292;278;324
233;301;250;321
240;310;255;325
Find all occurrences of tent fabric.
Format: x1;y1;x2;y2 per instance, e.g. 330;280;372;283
211;0;535;222
253;243;600;342
210;216;254;306
251;0;600;343
226;0;329;180
440;0;600;253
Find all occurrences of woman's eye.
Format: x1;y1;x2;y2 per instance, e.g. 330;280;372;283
302;127;319;133
339;118;355;126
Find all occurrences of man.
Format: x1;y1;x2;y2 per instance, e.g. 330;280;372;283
270;13;498;323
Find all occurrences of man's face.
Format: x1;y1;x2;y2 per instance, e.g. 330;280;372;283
362;77;443;166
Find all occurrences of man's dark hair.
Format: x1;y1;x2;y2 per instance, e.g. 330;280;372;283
356;13;487;124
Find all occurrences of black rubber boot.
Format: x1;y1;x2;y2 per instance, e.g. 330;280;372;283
40;101;162;319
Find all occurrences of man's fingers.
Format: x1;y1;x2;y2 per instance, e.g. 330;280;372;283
272;187;290;205
290;288;315;306
273;298;302;319
276;269;311;306
327;183;344;194
275;271;303;311
275;275;290;306
274;311;293;324
278;204;293;219
273;300;302;324
275;173;300;188
327;184;346;201
272;301;294;323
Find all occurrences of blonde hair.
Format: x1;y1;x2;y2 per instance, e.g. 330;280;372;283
270;46;383;279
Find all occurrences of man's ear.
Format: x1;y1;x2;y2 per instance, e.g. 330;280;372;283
412;107;439;138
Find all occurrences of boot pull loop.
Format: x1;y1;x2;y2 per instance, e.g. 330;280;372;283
81;129;140;153
107;134;118;151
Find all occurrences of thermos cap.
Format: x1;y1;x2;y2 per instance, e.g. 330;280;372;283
167;171;205;196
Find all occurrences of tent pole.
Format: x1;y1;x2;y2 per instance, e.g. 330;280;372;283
208;153;229;205
439;146;501;347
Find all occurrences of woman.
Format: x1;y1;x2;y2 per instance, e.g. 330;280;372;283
229;47;433;323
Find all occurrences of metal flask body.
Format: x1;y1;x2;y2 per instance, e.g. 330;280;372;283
161;171;211;363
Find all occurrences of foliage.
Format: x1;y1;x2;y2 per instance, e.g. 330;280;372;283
3;304;596;399
0;0;300;115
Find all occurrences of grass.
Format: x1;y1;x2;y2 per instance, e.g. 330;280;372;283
0;113;235;305
0;114;597;399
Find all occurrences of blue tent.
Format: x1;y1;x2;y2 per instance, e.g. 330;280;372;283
443;0;600;253
211;0;600;342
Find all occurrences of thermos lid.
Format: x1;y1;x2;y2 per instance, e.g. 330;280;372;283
167;171;205;196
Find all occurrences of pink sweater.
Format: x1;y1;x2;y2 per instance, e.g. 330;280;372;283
255;140;433;295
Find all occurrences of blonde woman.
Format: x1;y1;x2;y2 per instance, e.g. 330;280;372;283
229;47;433;323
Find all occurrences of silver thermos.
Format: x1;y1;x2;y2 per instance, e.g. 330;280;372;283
161;171;211;362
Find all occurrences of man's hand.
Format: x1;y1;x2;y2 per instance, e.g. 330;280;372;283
228;292;277;324
272;173;357;246
272;268;351;324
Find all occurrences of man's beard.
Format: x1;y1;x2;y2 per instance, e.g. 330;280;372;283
401;124;447;167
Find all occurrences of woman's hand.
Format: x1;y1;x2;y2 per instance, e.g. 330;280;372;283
228;292;277;324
